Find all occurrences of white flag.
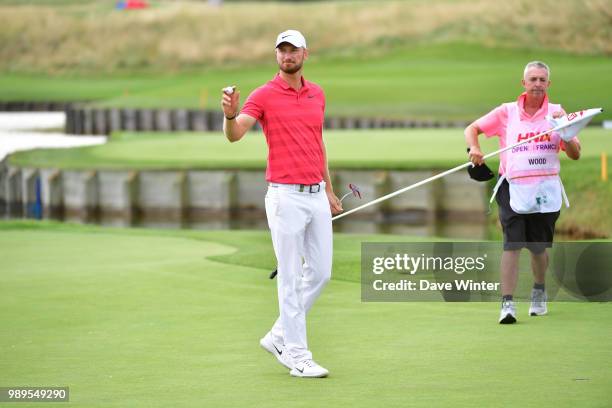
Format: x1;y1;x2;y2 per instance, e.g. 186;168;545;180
546;108;603;141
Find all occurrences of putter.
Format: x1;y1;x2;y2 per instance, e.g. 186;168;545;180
269;108;602;278
269;184;362;279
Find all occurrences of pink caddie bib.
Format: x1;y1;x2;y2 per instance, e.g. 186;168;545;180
491;101;569;214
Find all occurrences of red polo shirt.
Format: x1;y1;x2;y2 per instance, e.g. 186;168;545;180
241;74;326;184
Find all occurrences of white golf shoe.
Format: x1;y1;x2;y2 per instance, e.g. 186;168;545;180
290;359;329;378
529;288;548;316
499;300;517;324
260;332;293;370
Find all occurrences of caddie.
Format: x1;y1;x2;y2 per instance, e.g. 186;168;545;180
464;61;581;324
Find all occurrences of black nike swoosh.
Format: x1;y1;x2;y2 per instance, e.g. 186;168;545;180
296;367;304;373
282;35;290;39
273;344;282;355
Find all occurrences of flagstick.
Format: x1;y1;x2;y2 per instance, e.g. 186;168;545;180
332;109;603;221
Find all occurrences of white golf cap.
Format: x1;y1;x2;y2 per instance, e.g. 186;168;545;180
275;30;307;49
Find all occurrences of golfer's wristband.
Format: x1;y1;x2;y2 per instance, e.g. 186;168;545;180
225;113;237;120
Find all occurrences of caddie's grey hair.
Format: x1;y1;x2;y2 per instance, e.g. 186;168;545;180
524;61;550;79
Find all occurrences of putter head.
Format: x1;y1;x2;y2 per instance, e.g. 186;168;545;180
348;183;362;199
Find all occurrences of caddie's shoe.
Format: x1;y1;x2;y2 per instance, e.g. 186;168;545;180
499;300;517;324
290;359;329;378
529;288;548;316
260;332;292;370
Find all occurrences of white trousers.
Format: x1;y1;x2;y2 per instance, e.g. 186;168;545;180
264;182;333;362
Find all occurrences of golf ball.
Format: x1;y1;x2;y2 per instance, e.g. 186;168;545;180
223;86;235;95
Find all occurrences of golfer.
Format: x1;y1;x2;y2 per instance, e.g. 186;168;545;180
221;30;342;377
464;61;581;324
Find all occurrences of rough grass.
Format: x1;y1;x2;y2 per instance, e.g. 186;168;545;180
0;0;610;74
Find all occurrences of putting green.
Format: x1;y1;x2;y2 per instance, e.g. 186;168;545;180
1;221;610;407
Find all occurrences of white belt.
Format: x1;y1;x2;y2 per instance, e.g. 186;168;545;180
269;181;324;193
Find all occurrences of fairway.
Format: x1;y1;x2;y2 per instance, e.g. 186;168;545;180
1;44;610;123
8;128;612;170
0;222;610;407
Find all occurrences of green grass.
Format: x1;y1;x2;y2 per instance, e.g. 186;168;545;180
1;44;611;122
9;128;611;170
0;221;610;407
